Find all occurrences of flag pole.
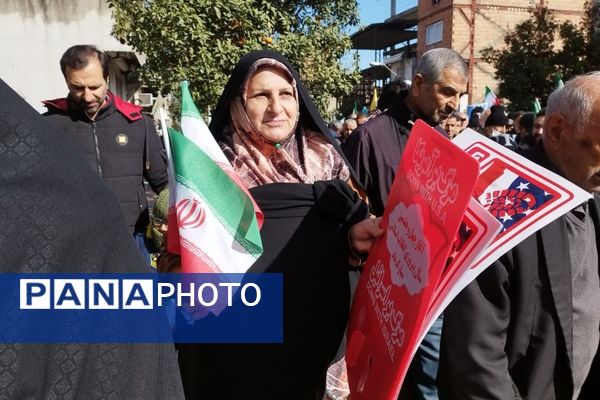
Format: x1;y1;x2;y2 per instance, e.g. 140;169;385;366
159;107;178;225
159;108;174;178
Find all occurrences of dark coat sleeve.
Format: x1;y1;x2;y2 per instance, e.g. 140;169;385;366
143;115;168;194
440;255;521;400
344;127;383;214
344;129;372;191
579;350;600;399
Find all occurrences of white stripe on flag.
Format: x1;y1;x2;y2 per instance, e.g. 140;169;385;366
180;115;229;165
174;184;259;274
477;168;519;206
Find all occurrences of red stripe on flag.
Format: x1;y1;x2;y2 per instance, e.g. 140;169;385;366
167;208;181;254
180;237;220;273
474;162;505;198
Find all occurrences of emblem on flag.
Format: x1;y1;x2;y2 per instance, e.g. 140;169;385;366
176;198;206;229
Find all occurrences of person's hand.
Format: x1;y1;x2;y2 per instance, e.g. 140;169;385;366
156;235;182;273
348;217;384;263
157;252;181;273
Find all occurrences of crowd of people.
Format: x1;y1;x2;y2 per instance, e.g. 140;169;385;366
1;42;598;400
338;81;548;157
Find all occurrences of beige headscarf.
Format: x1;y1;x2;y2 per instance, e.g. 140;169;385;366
219;58;349;188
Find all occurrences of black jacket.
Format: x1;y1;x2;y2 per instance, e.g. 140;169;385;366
342;93;414;216
43;91;168;233
440;144;600;400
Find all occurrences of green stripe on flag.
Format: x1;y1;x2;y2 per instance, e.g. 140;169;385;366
180;81;202;119
168;128;262;255
532;98;541;114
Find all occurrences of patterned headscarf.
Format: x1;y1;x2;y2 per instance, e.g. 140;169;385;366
211;52;351;188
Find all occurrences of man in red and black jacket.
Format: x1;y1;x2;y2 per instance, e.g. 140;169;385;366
43;45;167;262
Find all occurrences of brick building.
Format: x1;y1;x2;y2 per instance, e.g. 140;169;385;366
418;0;586;103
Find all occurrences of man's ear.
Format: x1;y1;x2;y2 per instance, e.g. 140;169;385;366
411;74;425;97
544;113;566;144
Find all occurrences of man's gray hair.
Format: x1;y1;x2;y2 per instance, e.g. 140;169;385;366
415;48;468;83
546;71;600;131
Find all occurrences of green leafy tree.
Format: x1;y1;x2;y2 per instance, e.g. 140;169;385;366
108;0;360;118
482;3;600;110
577;0;600;70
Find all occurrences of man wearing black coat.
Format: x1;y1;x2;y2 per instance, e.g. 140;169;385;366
344;48;468;399
43;45;167;259
440;72;600;399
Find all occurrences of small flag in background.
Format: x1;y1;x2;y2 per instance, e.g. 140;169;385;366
352;100;358;116
369;88;379;112
162;81;263;274
532;97;542;114
483;86;501;110
554;72;564;90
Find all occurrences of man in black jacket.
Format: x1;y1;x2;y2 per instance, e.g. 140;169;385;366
440;72;600;399
43;45;167;261
344;48;467;217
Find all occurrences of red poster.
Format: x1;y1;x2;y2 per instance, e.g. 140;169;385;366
345;120;479;399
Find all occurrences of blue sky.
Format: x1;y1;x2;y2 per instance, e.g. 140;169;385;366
354;0;417;69
358;0;389;26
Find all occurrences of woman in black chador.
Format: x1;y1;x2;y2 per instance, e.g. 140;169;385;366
161;50;382;400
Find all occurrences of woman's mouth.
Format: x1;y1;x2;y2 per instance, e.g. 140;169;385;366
264;120;285;127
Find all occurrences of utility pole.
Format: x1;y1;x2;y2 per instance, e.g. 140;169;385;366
468;0;477;103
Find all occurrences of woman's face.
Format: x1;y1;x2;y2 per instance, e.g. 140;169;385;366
244;66;298;143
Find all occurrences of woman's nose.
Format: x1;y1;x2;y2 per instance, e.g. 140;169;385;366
268;96;283;114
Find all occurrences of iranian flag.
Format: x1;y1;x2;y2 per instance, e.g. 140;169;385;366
162;81;263;274
532;97;542;114
554;72;565;90
483;86;501;110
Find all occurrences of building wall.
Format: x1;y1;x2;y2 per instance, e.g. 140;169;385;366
417;0;585;104
0;0;136;112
